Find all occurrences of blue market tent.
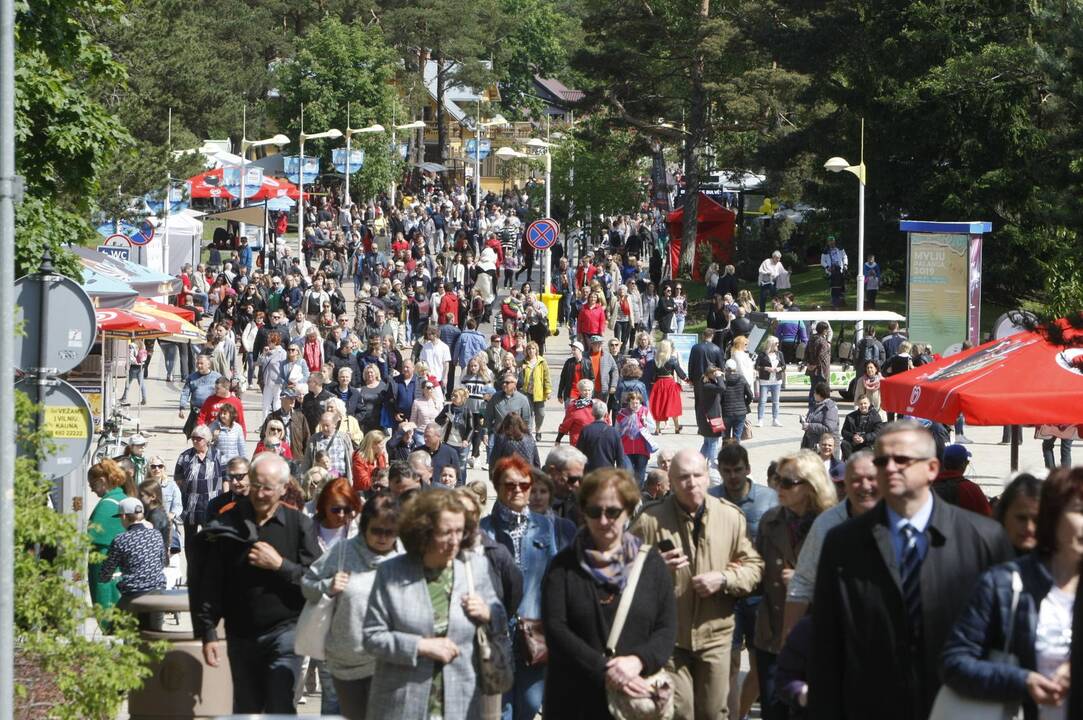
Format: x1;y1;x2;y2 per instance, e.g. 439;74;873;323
70;246;180;297
79;267;139;309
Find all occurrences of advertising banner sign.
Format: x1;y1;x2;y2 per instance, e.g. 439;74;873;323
332;148;365;174
283;155;321;184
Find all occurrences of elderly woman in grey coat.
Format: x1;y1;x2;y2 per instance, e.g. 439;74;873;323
363;488;506;720
301;492;402;720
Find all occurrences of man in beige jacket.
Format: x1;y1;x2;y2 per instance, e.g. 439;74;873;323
633;448;764;719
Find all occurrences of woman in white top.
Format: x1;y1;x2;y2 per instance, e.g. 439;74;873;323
941;467;1080;720
729;334;757;391
754;336;786;427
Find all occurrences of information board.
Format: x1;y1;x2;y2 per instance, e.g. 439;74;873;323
907;232;970;354
667;333;697;377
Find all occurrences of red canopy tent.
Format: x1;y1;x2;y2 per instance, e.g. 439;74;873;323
881;329;1083;468
666;193;736;280
186;169;306;201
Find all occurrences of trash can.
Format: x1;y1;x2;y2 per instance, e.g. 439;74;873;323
541;292;562;335
126;589;234;719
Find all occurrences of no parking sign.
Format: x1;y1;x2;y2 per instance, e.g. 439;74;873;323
525;218;560;250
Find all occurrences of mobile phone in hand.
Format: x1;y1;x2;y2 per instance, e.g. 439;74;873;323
657;538;676;554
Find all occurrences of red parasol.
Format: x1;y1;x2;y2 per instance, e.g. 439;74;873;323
96;303;203;342
248;175;306;201
138;297;196;322
186;168;307;201
186;168;234;199
96;308;179;338
880;330;1083;426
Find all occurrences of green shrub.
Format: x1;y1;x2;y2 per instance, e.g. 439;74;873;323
14;391;163;719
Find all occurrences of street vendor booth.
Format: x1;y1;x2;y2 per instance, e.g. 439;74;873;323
666;192;736;280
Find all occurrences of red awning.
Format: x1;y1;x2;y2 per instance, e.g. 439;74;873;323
881;330;1083;426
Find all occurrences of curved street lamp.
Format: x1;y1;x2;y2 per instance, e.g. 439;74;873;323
296;125;342;263
823;119;868;339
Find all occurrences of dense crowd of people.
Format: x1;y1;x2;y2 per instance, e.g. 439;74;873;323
84;180;1081;720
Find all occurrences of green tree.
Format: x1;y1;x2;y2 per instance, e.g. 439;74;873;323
14;394;163;719
15;0;131;277
571;0;798;273
548;117;647;228
273;16;405;202
375;0;512;165
496;0;584;117
752;0;1083;305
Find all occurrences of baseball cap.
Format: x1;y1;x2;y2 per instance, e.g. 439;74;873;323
943;444;972;468
571;340;584;351
589;334;604;343
127;433;147;446
724;359;738;371
113;497;144;517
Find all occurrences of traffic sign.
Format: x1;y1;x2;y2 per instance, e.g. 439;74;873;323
103;233;131;247
525;218;560;251
15;377;94;480
129;219;155;246
14;273;97;374
97;244;131;261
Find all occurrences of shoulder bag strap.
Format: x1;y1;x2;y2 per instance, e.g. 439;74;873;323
605;545;651;655
463;553;475;594
1003;570;1022;653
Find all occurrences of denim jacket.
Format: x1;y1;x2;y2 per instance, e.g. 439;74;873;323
709;479;779;543
480;507;566;619
940;553;1055;720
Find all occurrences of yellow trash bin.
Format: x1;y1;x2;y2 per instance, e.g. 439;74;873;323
541;292;562;335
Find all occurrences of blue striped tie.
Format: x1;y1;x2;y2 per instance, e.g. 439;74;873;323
900;524;923;636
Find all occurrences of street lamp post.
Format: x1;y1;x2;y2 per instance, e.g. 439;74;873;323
297;110;342;267
239;107;289;257
342;110;385;208
523;136;555;291
389;120;425;208
824;118;867;340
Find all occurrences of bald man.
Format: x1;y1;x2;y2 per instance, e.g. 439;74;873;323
632;449;764;720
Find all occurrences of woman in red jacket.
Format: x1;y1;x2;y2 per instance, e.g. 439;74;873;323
576;290;607;346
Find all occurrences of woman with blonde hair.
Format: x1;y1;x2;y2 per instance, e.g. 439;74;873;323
327;396;365;448
737;288;759;314
649;339;688;434
352;429;389;495
413;361;445;404
754;336;786;427
730;334;756;391
519;341;552;440
753;449;835;718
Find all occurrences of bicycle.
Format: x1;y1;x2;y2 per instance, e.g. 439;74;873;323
92;406;142;463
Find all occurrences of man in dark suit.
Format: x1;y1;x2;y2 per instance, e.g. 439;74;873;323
688;328;724;392
809;421;1014;720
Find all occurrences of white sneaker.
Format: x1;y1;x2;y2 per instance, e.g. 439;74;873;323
772;419;784;427
755;420;763;428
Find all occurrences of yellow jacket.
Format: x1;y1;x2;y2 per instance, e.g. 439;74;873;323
519;358;552;403
632;494;764;652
